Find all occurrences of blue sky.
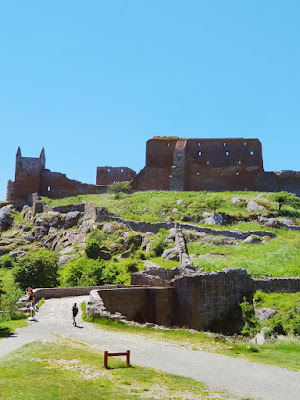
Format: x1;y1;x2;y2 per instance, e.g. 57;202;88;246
0;1;299;200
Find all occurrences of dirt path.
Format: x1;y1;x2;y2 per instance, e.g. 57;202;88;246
1;296;299;400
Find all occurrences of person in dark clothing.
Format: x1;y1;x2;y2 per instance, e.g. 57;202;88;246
72;303;79;326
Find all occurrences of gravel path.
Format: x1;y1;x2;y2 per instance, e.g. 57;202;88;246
1;296;299;400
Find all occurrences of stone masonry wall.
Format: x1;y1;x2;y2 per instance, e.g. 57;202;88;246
97;287;174;326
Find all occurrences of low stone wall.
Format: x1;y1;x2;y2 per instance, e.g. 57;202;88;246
252;277;300;293
97;287;174;326
30;285;126;303
83;203;276;239
131;267;179;287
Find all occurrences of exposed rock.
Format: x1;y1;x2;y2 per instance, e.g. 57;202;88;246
172;208;178;214
161;247;177;259
64;211;81;229
203;214;224;226
252;327;269;345
231;197;241;204
247;200;266;212
243;235;262;244
213;237;238;246
258;216;278;227
254;307;276;322
278;219;300;230
60;246;75;255
1;230;19;238
141;232;154;251
31;226;49;241
21;205;32;221
0;206;13;231
257;193;265;198
176;199;183;204
168;228;176;240
103;222;125;234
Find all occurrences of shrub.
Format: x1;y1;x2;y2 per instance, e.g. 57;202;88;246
0;254;14;269
108;182;131;199
149;229;169;257
125;260;139;273
85;239;100;259
13;250;59;290
135;250;146;260
60;257;119;287
240;297;260;336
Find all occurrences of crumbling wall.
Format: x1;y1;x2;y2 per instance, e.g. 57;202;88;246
96;167;136;185
264;171;300;197
252;277;300;293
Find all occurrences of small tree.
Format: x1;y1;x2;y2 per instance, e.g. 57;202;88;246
108;182;131;199
85;239;100;259
13;250;59;290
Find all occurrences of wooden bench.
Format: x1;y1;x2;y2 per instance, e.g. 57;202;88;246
104;350;130;369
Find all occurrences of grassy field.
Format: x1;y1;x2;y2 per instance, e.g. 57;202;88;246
0;337;241;400
42;190;300;223
187;229;300;277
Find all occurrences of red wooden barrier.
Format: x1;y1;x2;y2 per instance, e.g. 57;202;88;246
104;350;130;369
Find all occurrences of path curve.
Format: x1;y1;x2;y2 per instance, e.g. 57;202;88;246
1;296;299;400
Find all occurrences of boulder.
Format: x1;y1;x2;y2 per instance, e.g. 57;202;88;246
254;307;276;322
247;200;266;212
172;208;178;214
168;228;176;240
141;232;154;251
161;247;177;259
257;193;265;198
64;211;81;229
231;196;241;204
243;235;261;244
0;206;13;231
203;214;224;226
21;205;32;221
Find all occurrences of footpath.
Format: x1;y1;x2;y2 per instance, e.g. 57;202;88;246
0;296;299;400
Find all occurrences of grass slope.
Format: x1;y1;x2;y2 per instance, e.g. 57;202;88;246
0;338;240;400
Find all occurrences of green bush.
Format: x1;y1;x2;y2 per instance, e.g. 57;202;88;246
60;257;119;287
13;250;59;290
0;255;14;269
150;229;168;257
108;182;131;199
240;297;260;336
85;239;100;259
125;260;139;273
135;250;146;260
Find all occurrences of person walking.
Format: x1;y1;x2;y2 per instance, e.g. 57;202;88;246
72;303;79;326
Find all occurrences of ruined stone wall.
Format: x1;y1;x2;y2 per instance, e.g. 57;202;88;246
131;137;179;190
264;171;300;197
97;287;174;326
40;170;107;199
252;277;300;293
173;269;252;330
185;139;264;191
96;167;136;185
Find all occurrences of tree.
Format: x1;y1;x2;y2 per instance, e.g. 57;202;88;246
13;250;59;290
107;182;131;199
272;191;300;211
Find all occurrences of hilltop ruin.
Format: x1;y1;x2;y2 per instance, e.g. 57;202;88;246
6;137;300;209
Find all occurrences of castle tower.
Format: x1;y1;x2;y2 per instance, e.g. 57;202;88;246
12;147;46;207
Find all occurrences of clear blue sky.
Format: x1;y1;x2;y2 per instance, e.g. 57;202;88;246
0;1;299;201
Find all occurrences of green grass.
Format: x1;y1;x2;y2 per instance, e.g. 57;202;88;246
0;318;28;338
188;229;300;277
42;190;300;223
0;338;239;399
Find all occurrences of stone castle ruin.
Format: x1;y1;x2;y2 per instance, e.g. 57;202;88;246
7;137;300;208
